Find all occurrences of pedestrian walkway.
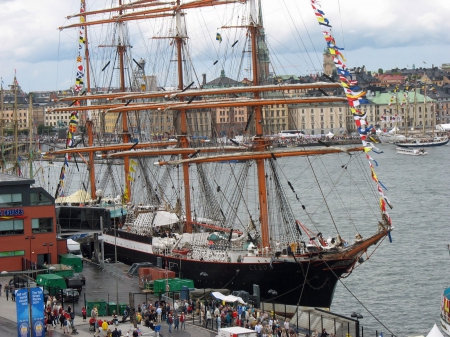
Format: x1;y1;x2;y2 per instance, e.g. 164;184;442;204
0;276;215;337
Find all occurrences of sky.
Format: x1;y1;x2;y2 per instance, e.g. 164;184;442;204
1;0;450;93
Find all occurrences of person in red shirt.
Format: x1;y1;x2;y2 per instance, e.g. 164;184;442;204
232;310;238;326
82;307;87;322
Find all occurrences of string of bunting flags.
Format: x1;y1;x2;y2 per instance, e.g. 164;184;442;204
310;0;393;238
55;0;86;200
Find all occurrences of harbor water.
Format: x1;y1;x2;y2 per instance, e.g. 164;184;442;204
330;144;450;336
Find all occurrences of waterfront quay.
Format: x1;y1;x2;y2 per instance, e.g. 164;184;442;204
0;261;368;337
0;262;215;337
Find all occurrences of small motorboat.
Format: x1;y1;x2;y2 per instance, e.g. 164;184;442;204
396;147;428;156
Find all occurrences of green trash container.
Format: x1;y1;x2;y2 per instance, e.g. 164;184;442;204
86;299;107;317
107;302;118;315
118;303;128;315
153;279;166;295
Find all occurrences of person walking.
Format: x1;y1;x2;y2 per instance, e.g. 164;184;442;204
82;307;87;322
4;283;10;301
206;309;212;328
59;312;65;329
216;314;221;332
180;312;186;329
174;313;179;331
10;285;15;301
167;314;173;333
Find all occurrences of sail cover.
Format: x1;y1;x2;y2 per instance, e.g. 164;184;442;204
211;291;247;305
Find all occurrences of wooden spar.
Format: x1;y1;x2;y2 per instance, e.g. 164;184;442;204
56;82;342;102
60;13;174;30
51;96;346;113
66;0;244;20
49;140;179;155
60;0;245;30
106;146;249;158
67;1;168;19
324;229;389;260
152;147;365;166
175;0;193;233
82;0;97;200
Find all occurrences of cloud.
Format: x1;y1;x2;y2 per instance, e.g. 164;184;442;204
1;0;450;91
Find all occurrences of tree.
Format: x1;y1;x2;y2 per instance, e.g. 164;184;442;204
378;68;384;74
37;124;53;135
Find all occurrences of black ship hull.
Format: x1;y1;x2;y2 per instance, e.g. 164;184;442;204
103;232;354;308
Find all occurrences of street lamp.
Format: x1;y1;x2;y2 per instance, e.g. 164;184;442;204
268;289;278;319
25;236;35;270
351;312;363;337
200;272;208;325
43;243;54;264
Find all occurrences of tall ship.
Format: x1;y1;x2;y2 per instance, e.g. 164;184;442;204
51;0;394;308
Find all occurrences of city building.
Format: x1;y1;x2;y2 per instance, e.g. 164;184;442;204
368;89;433;130
0;174;60;272
289;102;350;135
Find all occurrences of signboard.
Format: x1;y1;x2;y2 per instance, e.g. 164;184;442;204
31;288;45;337
15;287;45;337
15;288;29;337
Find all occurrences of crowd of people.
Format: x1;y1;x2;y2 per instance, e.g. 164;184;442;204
86;297;301;337
43;295;76;335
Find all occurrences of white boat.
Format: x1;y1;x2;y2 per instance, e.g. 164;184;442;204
396;147;428;156
395;136;449;148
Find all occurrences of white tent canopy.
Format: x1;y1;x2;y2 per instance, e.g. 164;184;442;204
55;190;91;204
326;132;334;138
211;291;247;304
426;324;444;337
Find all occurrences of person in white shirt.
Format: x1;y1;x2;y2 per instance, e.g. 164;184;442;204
255;322;263;337
156;307;162;322
284;319;290;330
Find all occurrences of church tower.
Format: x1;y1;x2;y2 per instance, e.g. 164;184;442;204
257;0;270;83
323;49;336;77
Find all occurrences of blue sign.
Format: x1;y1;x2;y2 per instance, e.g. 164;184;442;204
0;208;24;216
31;288;45;337
15;288;29;337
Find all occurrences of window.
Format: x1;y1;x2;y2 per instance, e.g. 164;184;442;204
30;192;53;206
0;219;24;235
0;250;25;257
32;218;53;233
0;193;22;207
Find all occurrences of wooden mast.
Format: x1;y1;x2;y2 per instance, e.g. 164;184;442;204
248;0;270;249
175;0;193;233
82;0;97;200
117;0;132;202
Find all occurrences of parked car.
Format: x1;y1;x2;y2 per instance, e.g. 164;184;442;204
64;277;82;294
73;273;86;286
56;289;79;303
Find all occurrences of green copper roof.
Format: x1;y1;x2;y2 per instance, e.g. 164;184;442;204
369;90;433;105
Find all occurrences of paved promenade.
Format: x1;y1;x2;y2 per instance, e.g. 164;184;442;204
0;274;215;337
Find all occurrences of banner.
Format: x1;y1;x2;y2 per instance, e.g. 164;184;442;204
15;288;29;337
31;287;45;337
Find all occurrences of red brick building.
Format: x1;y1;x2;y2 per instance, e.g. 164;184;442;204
0;174;59;272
